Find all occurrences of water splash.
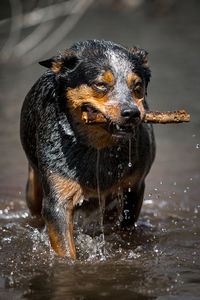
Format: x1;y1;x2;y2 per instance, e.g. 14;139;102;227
128;138;132;168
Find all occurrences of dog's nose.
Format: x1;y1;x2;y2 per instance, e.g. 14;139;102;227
121;107;141;123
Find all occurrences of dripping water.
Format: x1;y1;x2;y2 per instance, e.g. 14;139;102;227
96;149;105;250
117;192;123;226
128;138;132;168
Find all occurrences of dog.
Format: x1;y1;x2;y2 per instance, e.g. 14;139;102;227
20;40;155;259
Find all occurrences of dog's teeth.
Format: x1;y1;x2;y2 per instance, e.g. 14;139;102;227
116;124;120;130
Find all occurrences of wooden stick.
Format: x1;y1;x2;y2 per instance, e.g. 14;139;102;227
82;111;107;123
82;110;190;124
143;110;190;124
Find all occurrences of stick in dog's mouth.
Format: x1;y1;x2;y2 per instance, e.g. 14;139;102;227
82;109;190;124
81;103;107;124
81;104;135;138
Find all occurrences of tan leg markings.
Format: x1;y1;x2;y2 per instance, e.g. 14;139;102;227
46;222;66;257
66;208;76;260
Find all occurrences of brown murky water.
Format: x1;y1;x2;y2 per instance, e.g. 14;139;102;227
0;1;200;299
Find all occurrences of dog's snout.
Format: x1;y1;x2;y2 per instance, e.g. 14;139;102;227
121;106;141;123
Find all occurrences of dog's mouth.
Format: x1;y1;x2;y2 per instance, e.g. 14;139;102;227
107;123;134;138
81;103;106;124
81;103;135;138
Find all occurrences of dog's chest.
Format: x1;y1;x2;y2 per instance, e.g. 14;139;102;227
66;142;138;192
43;116;143;192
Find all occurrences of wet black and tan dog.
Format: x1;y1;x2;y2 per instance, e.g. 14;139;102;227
20;40;155;259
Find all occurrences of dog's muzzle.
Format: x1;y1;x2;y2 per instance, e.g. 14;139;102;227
120;106;141;126
81;103;139;139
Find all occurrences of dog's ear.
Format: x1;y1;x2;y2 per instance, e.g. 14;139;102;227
39;56;61;71
128;47;149;66
39;51;79;73
128;47;151;88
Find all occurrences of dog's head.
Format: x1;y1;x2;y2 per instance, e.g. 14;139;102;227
39;40;151;148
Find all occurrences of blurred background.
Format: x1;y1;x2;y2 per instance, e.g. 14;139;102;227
0;0;200;169
0;0;200;299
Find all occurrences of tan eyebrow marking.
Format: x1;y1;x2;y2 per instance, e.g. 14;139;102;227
97;70;115;86
127;72;142;89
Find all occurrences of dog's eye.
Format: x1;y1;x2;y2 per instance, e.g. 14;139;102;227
134;82;143;91
133;82;144;97
94;82;108;91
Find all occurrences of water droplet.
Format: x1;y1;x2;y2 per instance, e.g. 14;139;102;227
118;164;123;169
144;199;153;204
128;138;132;168
128;250;140;259
8;275;14;286
154;247;159;253
124;209;129;219
196;144;200;149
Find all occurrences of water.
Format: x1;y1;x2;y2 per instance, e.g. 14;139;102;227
96;148;105;254
1;0;200;299
128;138;132;168
1;173;199;299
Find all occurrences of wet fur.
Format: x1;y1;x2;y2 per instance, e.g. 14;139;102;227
20;40;155;259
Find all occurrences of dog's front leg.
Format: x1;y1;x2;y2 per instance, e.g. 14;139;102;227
42;194;76;259
42;174;83;259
